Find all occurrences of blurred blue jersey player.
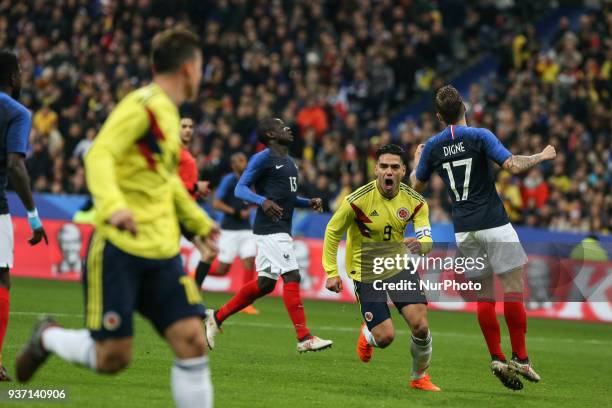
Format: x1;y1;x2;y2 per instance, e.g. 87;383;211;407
205;118;333;353
411;85;556;390
0;49;47;381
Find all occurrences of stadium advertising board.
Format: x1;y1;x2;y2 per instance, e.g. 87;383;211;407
11;218;611;323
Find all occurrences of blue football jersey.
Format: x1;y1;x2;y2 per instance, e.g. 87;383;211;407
416;125;512;233
215;172;251;230
0;92;31;215
234;148;310;235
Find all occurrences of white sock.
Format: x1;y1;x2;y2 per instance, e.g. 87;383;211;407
362;324;378;347
171;356;213;408
410;331;432;379
41;328;96;370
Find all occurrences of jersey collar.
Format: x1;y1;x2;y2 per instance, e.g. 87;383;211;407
375;181;399;201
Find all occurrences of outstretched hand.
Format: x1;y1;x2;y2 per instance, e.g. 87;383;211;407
310;198;323;213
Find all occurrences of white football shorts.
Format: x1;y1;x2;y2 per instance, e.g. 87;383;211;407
217;229;257;264
255;232;299;280
455;223;527;279
0;214;14;269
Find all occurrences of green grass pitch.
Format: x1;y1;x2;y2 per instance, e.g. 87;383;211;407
1;277;610;407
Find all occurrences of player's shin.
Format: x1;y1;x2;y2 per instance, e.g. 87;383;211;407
0;286;9;366
242;266;256;286
504;293;528;360
410;330;432;380
216;278;265;323
477;301;506;361
42;328;97;370
282;281;310;340
171;356;213;408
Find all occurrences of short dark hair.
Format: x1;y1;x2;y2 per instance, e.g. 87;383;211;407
435;85;465;124
150;28;201;74
256;118;280;145
0;49;19;87
376;144;405;163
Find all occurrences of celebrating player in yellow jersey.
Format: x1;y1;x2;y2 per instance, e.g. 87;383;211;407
16;29;218;408
323;144;441;392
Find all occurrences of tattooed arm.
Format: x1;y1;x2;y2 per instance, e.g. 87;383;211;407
502;145;556;175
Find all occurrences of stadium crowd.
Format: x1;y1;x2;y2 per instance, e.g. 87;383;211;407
0;0;609;234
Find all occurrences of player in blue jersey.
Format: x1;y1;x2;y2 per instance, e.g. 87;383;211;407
205;118;333;352
411;85;555;390
0;49;48;381
208;152;259;315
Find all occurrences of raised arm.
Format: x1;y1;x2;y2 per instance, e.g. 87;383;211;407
502;145;556;175
480;128;556;174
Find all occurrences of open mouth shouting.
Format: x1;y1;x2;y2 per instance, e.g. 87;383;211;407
383;177;395;192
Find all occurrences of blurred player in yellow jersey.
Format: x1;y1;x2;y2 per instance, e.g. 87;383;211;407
323;144;440;392
16;29;219;408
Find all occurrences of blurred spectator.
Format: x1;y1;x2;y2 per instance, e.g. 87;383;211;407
0;0;608;235
32;103;58;136
496;171;523;223
72;128;96;161
331;172;353;212
521;168;550;210
296;96;329;137
548;162;571;193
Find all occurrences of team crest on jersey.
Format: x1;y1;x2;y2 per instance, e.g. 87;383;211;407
364;312;373;322
103;311;121;331
396;207;409;221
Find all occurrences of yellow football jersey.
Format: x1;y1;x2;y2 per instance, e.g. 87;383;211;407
323;181;433;281
85;83;214;259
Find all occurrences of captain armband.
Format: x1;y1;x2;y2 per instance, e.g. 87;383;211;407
415;227;431;240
